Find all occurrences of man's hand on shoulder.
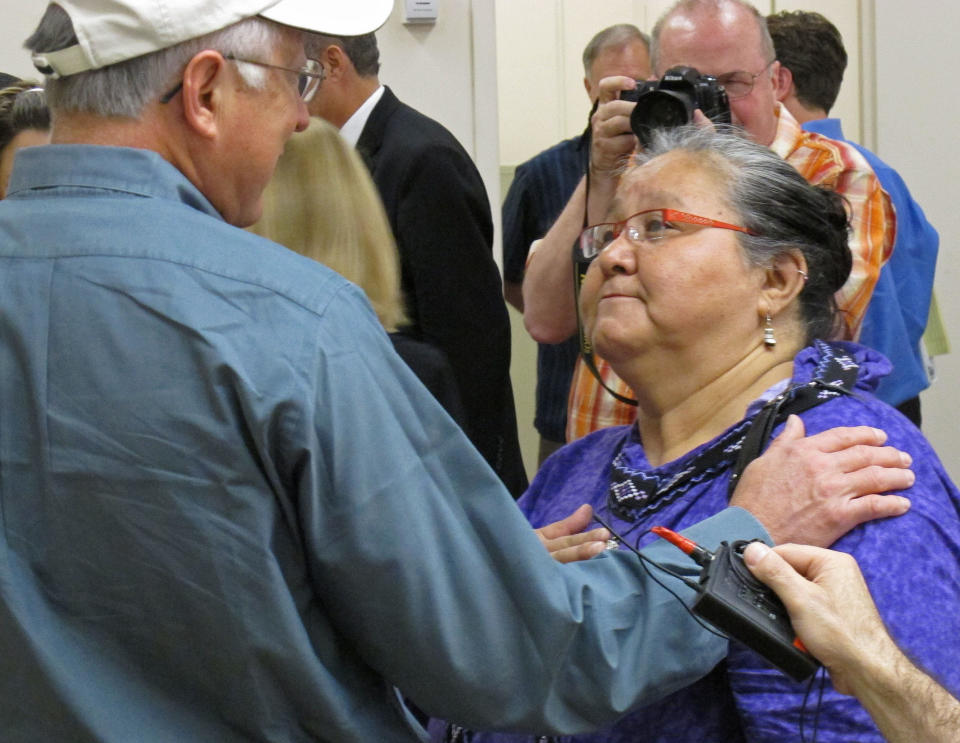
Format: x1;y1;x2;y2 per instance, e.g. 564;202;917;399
729;415;913;546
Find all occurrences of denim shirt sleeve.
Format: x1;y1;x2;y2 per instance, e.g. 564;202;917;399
289;296;773;732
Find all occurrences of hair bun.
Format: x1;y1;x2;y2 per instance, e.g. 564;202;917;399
816;187;853;294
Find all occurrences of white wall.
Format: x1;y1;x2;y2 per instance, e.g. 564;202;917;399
0;7;43;80
875;1;960;481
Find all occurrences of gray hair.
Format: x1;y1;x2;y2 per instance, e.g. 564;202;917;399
650;0;775;74
582;24;650;77
25;5;289;118
634;125;851;341
306;33;380;77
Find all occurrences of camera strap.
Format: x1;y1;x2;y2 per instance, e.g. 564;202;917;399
606;341;860;522
572;252;640;407
574;97;640;407
581;98;598;234
725;341;860;497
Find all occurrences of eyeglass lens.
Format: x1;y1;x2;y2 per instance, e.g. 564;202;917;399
718;74;755;98
578;208;752;260
299;60;322;102
718;61;774;100
581;210;666;258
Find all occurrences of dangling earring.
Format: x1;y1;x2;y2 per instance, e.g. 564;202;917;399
763;313;777;347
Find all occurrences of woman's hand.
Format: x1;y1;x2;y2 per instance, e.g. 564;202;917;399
535;504;613;563
729;415;913;546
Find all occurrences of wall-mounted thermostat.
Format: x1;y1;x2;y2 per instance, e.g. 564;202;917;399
404;0;438;24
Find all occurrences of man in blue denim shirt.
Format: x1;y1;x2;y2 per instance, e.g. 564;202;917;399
0;1;915;741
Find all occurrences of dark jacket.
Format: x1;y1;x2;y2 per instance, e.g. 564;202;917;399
357;87;527;496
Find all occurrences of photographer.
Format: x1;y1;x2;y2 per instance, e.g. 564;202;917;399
744;542;960;743
521;0;893;442
502;23;650;467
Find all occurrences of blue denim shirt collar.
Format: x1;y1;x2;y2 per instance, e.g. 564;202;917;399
7;144;222;221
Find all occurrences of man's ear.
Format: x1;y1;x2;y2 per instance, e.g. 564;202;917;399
180;50;229;139
772;62;793;103
320;43;350;82
760;250;808;318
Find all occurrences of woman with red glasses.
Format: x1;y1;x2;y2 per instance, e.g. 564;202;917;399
432;126;960;743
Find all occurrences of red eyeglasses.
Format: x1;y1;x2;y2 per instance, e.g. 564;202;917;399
577;207;756;261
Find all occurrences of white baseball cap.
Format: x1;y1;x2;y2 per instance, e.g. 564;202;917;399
32;0;394;78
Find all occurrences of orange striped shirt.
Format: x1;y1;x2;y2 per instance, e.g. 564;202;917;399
565;105;895;442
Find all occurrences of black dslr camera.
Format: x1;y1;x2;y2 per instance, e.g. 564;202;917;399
621;66;731;148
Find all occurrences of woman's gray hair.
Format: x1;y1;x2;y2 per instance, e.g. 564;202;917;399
25;5;289;118
635;125;852;341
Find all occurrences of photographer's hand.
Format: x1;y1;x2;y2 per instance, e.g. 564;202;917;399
523;75;640;342
691;108;715;130
587;77;643;220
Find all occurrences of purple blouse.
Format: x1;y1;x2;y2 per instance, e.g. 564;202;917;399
432;343;960;742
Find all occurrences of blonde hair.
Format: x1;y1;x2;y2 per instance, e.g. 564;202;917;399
250;118;407;331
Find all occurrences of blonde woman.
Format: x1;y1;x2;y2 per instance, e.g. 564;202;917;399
251;118;464;423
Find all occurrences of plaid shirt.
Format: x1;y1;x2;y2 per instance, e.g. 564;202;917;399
564;105;895;441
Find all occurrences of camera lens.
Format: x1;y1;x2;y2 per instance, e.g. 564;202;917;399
638;95;689;128
630;91;692;147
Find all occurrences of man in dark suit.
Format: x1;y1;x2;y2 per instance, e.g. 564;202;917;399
307;32;527;496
